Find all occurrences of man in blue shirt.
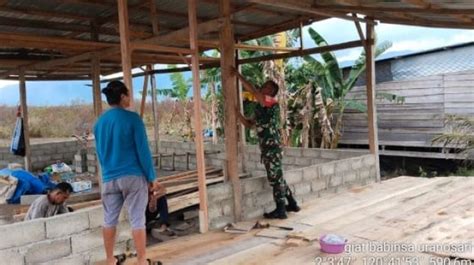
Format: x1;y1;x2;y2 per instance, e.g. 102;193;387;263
94;81;158;265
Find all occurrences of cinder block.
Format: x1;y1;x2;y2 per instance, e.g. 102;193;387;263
243;207;264;220
320;151;340;160
37;254;87;265
254;191;274;207
283;147;302;157
359;169;370;179
329;174;343;187
86;154;96;161
207;183;232;202
250;170;266;178
284;169;303;185
25;238;71;264
351;158;363;170
0;248;24;265
243;195;255;208
222;200;234;217
302;166;320;181
207;205;223;220
344;171;357;183
241;177;265;195
0;219;46;250
46;211;89;239
294;157;313;167
282;156;296;165
335;160;351;173
302;148;321;158
362;155;376;166
88;206;105;229
311;179;327;192
294;182;311;196
320;162;335;176
210;216;234;230
71;228;103;253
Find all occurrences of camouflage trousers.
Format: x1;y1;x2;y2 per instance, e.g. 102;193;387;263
261;147;290;204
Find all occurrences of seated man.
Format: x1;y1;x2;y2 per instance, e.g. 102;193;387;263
146;181;172;234
24;182;73;220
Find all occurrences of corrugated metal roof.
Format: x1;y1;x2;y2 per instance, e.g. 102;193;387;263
0;0;472;80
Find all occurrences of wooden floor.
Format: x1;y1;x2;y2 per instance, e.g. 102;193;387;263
99;176;474;265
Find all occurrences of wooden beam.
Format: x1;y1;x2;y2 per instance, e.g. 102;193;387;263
312;3;474;15
0;32;116;51
149;65;159;154
149;0;159;35
139;69;149;118
238;39;364;65
352;13;366;48
188;0;209;233
131;43;193;54
1;18;223;79
117;0;134;108
239;16;314;42
247;0;376;24
365;20;381;183
18;68;31;171
219;0;242;222
91;54;102;117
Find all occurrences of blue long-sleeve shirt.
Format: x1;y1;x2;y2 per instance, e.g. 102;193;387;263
94;108;156;183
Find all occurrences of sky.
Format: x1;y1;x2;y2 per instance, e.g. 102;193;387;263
0;18;473;106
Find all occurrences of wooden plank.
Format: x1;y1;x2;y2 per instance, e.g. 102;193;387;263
139;69;149;118
365;20;380;182
18;68;31;171
117;0;134;108
220;0;242;222
149;65;159;154
238;40;364;65
91;53;102;118
188;0;209;233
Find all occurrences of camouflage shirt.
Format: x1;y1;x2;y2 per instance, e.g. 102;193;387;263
255;103;281;151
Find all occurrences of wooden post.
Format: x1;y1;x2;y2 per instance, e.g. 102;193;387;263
117;0;134;108
220;0;241;221
365;20;381;182
149;65;160;154
188;0;209;233
236;49;246;173
91;54;102;117
18;68;31;171
149;0;159;35
139;70;149;118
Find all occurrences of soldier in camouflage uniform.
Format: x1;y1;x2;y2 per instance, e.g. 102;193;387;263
234;69;300;219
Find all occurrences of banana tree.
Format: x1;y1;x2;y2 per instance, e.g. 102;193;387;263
301;27;399;148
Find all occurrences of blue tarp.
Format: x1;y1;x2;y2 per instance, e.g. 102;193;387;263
5;169;55;204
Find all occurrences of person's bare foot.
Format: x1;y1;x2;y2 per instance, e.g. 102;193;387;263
137;257;149;265
106;257;117;265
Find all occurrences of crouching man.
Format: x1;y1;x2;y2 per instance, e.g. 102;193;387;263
24;182;73;220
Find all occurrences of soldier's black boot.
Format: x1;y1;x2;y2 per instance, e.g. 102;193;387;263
286;191;301;212
263;201;287;219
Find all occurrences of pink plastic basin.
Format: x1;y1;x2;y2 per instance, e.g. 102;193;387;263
319;235;347;254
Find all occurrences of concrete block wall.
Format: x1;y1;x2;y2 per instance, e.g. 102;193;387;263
0;140;80;171
207;154;378;229
243;145;368;176
0;206;132;265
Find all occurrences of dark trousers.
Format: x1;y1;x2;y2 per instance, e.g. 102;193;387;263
145;196;169;226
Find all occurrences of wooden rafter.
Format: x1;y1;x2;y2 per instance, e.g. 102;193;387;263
247;0;376;24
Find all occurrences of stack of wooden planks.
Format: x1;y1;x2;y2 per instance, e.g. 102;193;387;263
11;167;231;222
